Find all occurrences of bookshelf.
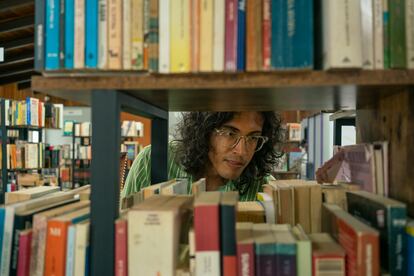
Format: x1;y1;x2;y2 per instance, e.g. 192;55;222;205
31;71;414;275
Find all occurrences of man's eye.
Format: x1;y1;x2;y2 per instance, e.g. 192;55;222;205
227;131;237;137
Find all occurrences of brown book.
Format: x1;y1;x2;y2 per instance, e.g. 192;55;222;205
237;201;265;223
246;0;263;71
269;181;295;225
309;233;346;276
322;183;360;211
141;179;176;199
5;186;60;204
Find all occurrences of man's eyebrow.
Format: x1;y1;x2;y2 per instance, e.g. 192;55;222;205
221;125;263;135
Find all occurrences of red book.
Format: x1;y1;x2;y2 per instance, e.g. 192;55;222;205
236;223;255;276
17;230;32;276
225;0;238;71
262;0;271;70
115;218;128;276
194;192;221;275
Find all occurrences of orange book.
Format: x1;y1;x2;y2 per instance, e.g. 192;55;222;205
44;208;90;276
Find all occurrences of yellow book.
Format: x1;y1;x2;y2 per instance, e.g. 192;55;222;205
170;0;190;72
199;0;213;71
131;0;144;70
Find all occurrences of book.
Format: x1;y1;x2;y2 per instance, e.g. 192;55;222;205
45;0;60;70
262;0;271;70
191;178;206;196
272;225;297;275
85;0;99;68
291;225;312;276
199;0;214;72
73;221;90;276
221;192;238;276
309;233;346;276
34;0;45;71
115;217;127;276
170;0;191;73
389;0;407;68
108;0;122;69
236;222;255;276
5;186;60;205
194;192;221;276
213;0;225;72
253;223;276;276
237;201;265;223
64;0;75;69
16;229;32;276
236;0;246;71
407;220;414;276
225;0;238;71
98;0;108;69
246;0;262;72
122;0;132;70
158;0;170;73
322;203;380;276
373;0;384;69
190;0;200;72
148;0;159;72
360;0;375;69
74;0;85;69
407;0;414;68
347;191;407;275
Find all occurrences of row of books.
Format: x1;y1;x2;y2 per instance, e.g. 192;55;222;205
3;142;46;170
121;121;144;138
6;129;40;144
0;186;91;276
36;0;414;73
3;98;63;129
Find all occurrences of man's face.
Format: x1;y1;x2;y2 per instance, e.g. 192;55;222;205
208;112;265;181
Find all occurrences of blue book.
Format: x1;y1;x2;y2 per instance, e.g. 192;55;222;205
408;221;414;276
26;98;31;126
0;209;5;265
45;0;60;70
271;0;313;69
35;0;45;71
85;0;98;68
65;0;75;69
237;0;246;71
65;225;76;276
253;225;276;276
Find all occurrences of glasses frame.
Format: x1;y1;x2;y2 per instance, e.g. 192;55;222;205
214;128;269;152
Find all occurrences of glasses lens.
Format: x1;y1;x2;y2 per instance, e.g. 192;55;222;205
255;137;267;152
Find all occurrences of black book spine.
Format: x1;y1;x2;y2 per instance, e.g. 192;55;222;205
34;0;45;71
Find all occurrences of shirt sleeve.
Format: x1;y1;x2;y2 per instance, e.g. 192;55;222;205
121;145;152;199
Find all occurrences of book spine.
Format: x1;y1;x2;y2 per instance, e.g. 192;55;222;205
98;0;108;69
213;0;225;72
44;221;69;276
383;0;390;68
373;0;384;69
159;0;170;73
59;0;65;68
26;98;31;126
388;207;408;275
255;244;275;276
296;241;312;276
195;205;221;276
171;0;191;73
406;0;414;68
148;0;159;72
11;216;29;276
310;184;322;233
122;0;132;70
262;0;271;70
108;0;122;69
0;209;5;264
35;0;45;71
0;207;14;276
408;224;414;276
17;231;32;276
221;205;237;276
225;0;238;71
236;0;246;71
143;0;151;70
271;0;283;69
389;0;407;68
85;0;99;68
64;0;75;69
191;0;200;72
199;0;214;72
74;0;85;69
361;0;375;69
237;243;255;276
65;226;76;276
275;244;297;275
115;219;127;276
45;0;60;70
73;223;89;276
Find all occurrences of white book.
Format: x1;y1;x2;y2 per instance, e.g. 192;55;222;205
74;221;90;276
74;0;85;69
65;225;76;276
213;0;225;72
5;99;9;126
196;251;220;276
0;207;15;275
98;0;108;69
323;0;363;69
373;0;384;69
159;0;170;73
361;0;374;69
123;0;132;70
406;0;414;68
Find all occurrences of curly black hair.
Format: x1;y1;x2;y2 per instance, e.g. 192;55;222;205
173;112;284;192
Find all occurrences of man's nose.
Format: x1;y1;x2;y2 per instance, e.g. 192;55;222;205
232;137;248;155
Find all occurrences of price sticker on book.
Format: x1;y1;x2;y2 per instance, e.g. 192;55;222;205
0;47;3;62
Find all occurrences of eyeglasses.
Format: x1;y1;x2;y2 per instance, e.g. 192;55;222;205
214;128;269;152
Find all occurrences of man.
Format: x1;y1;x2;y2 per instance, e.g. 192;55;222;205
121;111;284;201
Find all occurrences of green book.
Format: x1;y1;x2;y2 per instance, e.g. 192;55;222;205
389;0;407;68
291;225;312;276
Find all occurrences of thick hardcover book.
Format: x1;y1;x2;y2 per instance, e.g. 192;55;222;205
292;225;312;276
221;192;238;276
122;0;131;70
236;223;255;276
273;228;297;276
45;0;60;70
35;0;45;71
389;0;407;68
225;0;238;71
347;191;407;275
246;0;262;71
310;233;346;276
64;0;75;69
272;0;313;69
236;0;246;71
131;0;144;70
195;192;221;276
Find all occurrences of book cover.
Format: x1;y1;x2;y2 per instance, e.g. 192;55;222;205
45;0;60;70
64;0;75;69
262;0;271;70
225;0;238;71
253;224;276;276
190;0;200;72
383;0;390;68
373;0;384;69
310;233;346;276
291;225;312;276
273;228;297;276
65;225;76;276
73;221;89;276
347;191;407;275
59;0;65;68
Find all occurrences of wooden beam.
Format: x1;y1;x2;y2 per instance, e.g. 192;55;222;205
2;37;33;52
0;0;33;12
0;15;34;33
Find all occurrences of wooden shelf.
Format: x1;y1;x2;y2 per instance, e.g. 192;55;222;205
32;70;414;111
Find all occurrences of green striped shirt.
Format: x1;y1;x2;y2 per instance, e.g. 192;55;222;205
121;142;273;201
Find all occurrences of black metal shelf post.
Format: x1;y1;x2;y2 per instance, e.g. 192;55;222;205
1;99;7;204
90;90;168;276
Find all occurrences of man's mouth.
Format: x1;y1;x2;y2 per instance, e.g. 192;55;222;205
225;159;245;168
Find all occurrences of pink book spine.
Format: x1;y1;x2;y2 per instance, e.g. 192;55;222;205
225;0;238;71
115;219;128;276
17;230;32;276
262;0;271;70
237;243;255;276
